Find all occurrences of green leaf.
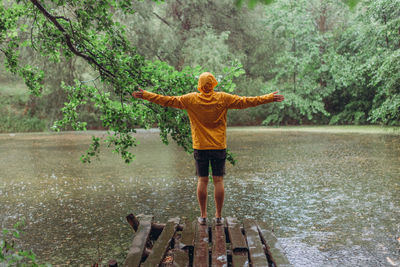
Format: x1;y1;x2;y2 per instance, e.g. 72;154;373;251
345;0;361;9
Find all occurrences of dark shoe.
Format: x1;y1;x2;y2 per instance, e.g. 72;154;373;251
198;217;207;225
214;217;224;226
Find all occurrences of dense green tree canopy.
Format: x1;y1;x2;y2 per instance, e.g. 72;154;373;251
259;0;400;125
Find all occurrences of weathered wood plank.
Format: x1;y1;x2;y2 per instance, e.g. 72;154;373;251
226;217;249;267
143;217;180;267
173;220;194;267
243;219;269;267
172;249;189;267
180;219;195;249
124;215;153;267
126;214;140;232
150;223;166;240
257;221;291;267
211;221;227;267
193;220;209;267
226;217;247;251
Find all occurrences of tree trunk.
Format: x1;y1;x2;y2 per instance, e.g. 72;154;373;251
293;36;297;92
383;14;389;48
290;0;297;92
317;1;327;88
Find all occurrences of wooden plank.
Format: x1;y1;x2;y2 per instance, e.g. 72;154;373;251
211;221;227;266
179;219;195;249
143;217;180;267
173;220;194;267
226;217;249;267
193;220;209;267
172;249;189;267
243;219;269;267
257;221;291;267
126;213;140;232
226;217;247;251
124;215;153;267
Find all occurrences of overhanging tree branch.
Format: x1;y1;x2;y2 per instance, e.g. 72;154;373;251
29;0;116;79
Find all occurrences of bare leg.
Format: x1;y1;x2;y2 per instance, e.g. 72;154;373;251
197;176;209;218
213;176;224;218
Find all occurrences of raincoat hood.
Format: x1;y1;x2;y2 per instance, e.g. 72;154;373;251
197;72;218;94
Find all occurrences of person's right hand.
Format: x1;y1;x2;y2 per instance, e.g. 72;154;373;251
271;91;284;102
132;88;144;99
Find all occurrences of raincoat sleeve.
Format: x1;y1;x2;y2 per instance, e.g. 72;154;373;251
223;92;274;109
142;90;187;109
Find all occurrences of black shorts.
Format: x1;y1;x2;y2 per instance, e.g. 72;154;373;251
194;149;226;177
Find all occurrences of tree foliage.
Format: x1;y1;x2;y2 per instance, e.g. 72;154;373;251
235;0;361;9
1;220;49;266
261;0;338;125
261;0;399;126
326;0;400;125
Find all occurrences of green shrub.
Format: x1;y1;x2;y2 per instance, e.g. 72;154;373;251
0;108;47;133
1;220;50;266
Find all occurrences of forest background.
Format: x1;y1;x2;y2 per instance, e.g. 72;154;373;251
0;0;399;162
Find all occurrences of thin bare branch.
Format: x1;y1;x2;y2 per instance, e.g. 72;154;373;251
54;15;70;22
153;12;171;28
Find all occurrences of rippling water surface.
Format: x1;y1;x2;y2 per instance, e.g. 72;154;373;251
0;128;399;266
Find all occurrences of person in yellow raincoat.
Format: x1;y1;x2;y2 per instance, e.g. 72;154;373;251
132;72;284;225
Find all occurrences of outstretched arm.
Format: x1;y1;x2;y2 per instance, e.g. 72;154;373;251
132;88;186;109
224;91;284;109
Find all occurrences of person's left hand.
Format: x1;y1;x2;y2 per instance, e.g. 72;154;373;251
271;91;284;102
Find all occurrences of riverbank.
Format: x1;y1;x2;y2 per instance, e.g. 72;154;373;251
228;125;400;135
1;125;399;137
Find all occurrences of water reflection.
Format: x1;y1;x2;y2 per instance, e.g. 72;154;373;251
0;129;399;266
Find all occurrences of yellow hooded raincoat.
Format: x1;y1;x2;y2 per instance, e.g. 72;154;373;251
141;72;274;150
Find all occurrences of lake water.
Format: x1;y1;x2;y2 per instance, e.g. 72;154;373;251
0;128;399;266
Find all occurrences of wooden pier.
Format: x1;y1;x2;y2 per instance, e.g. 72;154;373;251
123;214;291;267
